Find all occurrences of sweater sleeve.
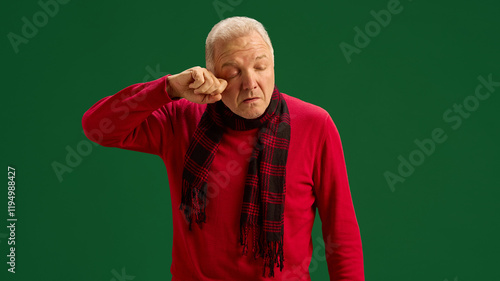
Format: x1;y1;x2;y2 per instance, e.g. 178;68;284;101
82;75;178;156
312;113;365;281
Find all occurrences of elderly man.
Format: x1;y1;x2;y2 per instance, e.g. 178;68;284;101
82;16;364;280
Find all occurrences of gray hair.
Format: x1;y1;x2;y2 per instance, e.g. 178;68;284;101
205;16;274;72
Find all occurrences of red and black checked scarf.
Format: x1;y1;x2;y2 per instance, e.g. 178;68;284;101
179;85;290;278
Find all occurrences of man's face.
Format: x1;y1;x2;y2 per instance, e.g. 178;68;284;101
212;31;275;119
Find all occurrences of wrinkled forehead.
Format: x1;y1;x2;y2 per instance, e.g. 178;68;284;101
213;32;272;66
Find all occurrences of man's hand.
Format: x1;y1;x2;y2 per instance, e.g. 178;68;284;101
167;66;227;104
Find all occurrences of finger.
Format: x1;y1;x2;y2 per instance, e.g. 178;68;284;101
212;79;227;95
189;68;204;89
206;93;222;104
204;77;222;95
194;70;215;94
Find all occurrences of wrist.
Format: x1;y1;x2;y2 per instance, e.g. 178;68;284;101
166;75;182;100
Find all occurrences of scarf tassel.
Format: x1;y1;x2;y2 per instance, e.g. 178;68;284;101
179;181;207;230
240;224;285;278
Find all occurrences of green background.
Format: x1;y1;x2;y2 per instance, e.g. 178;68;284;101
1;0;499;280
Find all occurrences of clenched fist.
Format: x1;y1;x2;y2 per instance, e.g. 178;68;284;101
166;66;227;104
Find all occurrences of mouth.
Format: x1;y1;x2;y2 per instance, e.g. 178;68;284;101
243;97;259;103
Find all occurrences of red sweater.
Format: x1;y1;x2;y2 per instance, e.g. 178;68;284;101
82;75;365;280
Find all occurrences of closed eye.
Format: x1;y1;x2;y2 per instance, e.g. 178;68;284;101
227;71;240;79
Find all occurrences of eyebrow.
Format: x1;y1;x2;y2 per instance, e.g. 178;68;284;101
221;54;268;69
255;54;267;60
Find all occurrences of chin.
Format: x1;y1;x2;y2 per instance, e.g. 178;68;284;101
239;108;265;119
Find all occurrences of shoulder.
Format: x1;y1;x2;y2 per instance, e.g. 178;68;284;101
281;92;341;144
281;92;331;125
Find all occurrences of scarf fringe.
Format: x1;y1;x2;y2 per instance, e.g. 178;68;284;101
240;223;285;278
179;181;207;230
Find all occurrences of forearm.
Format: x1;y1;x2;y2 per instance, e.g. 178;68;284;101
323;200;364;280
320;173;364;280
81;75;177;153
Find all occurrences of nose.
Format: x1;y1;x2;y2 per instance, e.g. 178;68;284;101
241;71;258;91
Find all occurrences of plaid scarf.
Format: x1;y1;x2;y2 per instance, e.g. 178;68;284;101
179;85;291;278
